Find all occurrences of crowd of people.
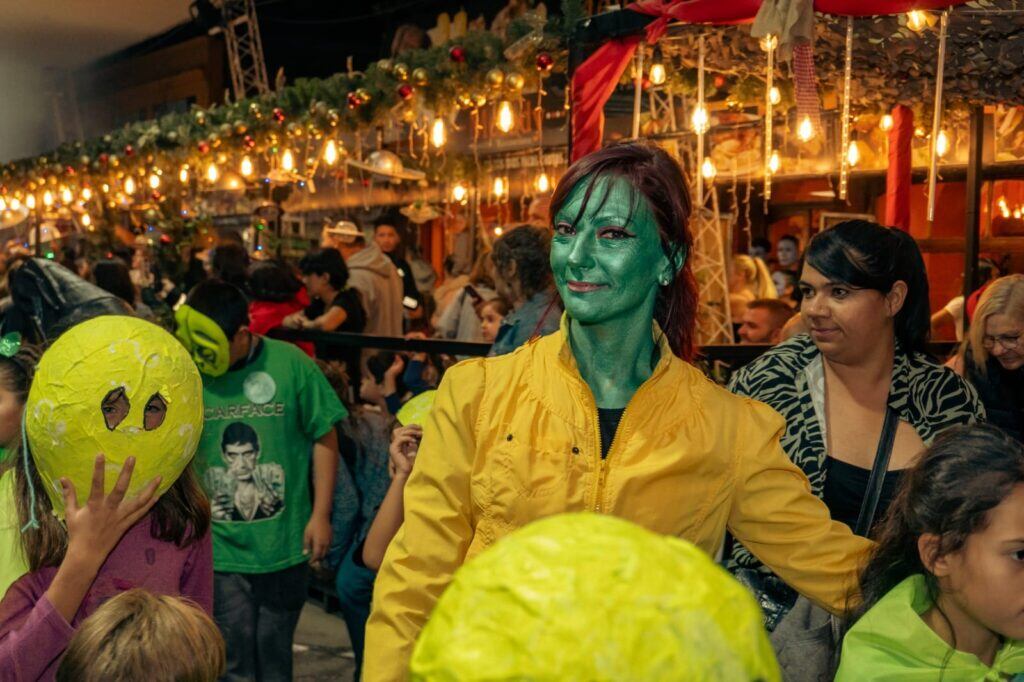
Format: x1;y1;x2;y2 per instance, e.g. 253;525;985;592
0;140;1020;681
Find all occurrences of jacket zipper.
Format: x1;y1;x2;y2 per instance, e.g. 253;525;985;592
590;392;638;514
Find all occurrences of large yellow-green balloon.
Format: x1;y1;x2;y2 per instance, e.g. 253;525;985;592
26;316;204;519
411;513;780;682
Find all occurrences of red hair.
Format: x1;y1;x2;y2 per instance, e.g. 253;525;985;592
549;141;698;361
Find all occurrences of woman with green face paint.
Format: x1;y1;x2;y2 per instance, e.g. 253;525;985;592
363;142;872;681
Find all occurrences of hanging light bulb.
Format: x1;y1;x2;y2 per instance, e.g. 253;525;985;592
10;198;21;211
179;166;190;184
649;63;667;86
769;86;781;106
42;190;54;208
691;106;709;134
60;187;72;204
759;34;778;52
0;198;6;211
148;173;160;190
452;182;468;203
81;187;93;201
1015;208;1022;220
497;100;514;133
768;150;781;174
81;213;92;228
935;129;950;158
535;172;551;193
847;140;861;168
323;139;339;166
493;177;506;199
797;115;815;142
906;10;928;31
281;149;295;172
879;114;894;132
431;118;447;149
206;162;219;183
701;157;717;181
999;197;1011;219
240;156;254;177
26;194;36;210
494;226;504;236
123;177;135;195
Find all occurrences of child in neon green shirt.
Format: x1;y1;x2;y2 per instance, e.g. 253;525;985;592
838;424;1024;681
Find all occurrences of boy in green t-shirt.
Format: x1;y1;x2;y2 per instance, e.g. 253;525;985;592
177;280;346;681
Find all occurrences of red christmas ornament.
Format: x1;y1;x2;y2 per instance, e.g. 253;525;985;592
99;153;109;165
713;74;726;89
123;144;134;157
347;92;363;109
272;107;286;123
449;45;466;63
160;234;173;245
535;52;554;72
243;135;256;150
65;165;76;176
198;141;211;154
397;84;415;101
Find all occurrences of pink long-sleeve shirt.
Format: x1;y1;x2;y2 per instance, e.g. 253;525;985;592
0;514;213;681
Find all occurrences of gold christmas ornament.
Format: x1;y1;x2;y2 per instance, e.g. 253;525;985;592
412;68;429;86
394;63;410;81
486;68;505;89
506;72;525;91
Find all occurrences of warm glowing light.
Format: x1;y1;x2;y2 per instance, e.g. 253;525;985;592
10;198;21;211
1015;208;1022;220
999;196;1010;219
701;157;717;181
0;198;6;211
42;190;54;207
847;140;860;168
769;86;781;106
323;139;339;166
206;162;219;183
124;177;136;195
179;166;189;184
452;182;468;203
936;130;950;158
81;213;91;227
281;149;295;172
880;114;894;132
494;226;504;236
226;176;242;190
797;115;815;142
60;187;72;204
691;106;709;134
907;10;928;31
81;187;92;201
649;63;666;86
914;126;926;138
497;101;514;133
240;156;254;177
768;150;781;174
148;174;160;190
431;118;446;149
535;172;551;193
26;194;36;210
493;177;506;198
760;34;778;52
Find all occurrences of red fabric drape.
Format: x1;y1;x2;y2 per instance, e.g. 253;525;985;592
570;0;968;162
885;105;914;231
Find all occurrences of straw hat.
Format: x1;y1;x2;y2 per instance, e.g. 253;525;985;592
346;150;425;183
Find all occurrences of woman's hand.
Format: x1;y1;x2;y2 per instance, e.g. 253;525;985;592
46;455;161;623
282;313;306;329
389;425;422;479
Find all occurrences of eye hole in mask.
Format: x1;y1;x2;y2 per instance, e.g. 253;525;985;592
144;393;167;431
101;387;130;430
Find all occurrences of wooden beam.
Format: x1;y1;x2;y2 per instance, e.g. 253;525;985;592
963;105;985;333
916;237;1024;254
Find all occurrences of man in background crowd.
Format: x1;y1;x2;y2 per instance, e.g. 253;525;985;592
323;221;403;337
737;298;796;345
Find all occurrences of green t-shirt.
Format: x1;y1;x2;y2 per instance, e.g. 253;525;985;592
196;338;347;573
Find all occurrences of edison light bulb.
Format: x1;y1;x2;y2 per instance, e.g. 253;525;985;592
907;10;927;31
82;213;92;228
452;182;468;203
497;101;514;133
768;150;781;174
0;198;6;211
148;174;160;190
494;226;504;236
493;177;506;199
240;156;254;177
81;187;92;201
26;194;36;210
936;130;950;158
691;106;709;134
281;149;295;172
323;139;339;166
879;114;894;132
42;190;54;207
431;118;446;149
10;198;21;211
535;172;551;193
847;141;860;168
798;115;815;142
649;63;666;86
60;187;72;204
769;86;781;106
179;166;190;184
124;177;136;195
206;162;219;183
701;157;717;181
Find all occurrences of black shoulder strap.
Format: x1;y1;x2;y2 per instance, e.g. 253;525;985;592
854;406;900;537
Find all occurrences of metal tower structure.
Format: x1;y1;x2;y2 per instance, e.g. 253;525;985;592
219;0;271;98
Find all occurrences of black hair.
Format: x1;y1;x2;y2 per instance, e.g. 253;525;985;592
855;424;1024;630
209;244;250;292
805;220;930;355
221;422;259;452
298;248;349;291
185;279;250;339
978;257;999;283
249;260;301;303
751;237;772;252
778;234;800;248
92;259;136;306
491;225;553;302
366;351;398;385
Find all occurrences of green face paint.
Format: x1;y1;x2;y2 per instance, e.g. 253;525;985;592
174;304;231;377
550;175;673;327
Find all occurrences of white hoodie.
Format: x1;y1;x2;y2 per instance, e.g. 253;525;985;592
346;243;403;337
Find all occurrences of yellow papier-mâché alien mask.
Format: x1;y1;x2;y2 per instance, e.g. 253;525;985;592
26;315;204;519
174;304;231;378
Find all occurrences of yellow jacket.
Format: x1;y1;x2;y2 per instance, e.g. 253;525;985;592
364;320;871;681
